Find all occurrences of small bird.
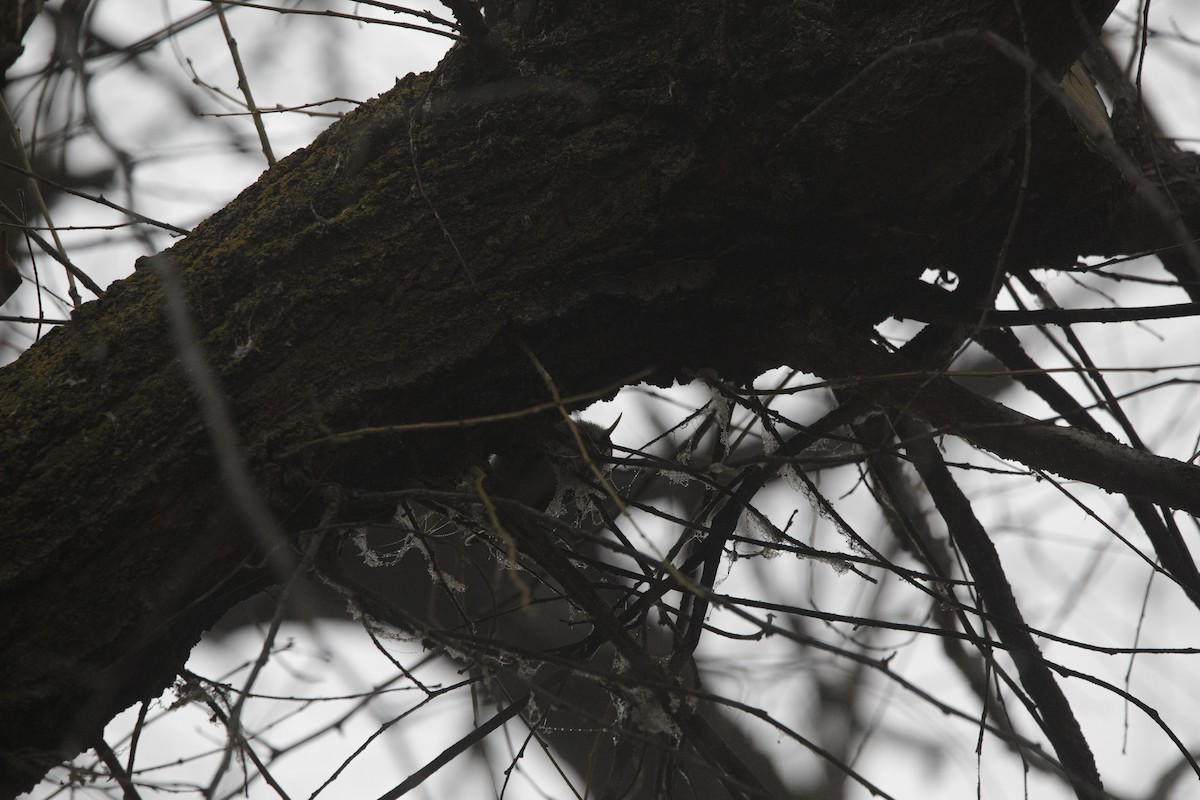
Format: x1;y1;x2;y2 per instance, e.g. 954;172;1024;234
485;418;615;512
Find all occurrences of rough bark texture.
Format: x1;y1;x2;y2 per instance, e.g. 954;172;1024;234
3;0;1200;795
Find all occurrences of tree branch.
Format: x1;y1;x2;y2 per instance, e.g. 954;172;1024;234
787;322;1200;602
897;416;1104;800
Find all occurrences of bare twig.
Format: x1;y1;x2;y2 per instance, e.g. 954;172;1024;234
213;2;276;167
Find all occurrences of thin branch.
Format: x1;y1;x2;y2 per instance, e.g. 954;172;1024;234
211;0;462;41
0;159;192;236
0;199;104;297
904;299;1200;326
787;322;1200;600
91;737;144;800
896;416;1104;800
213;2;276;167
374;692;530;800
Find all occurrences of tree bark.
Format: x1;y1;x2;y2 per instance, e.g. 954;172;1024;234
3;0;1199;795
